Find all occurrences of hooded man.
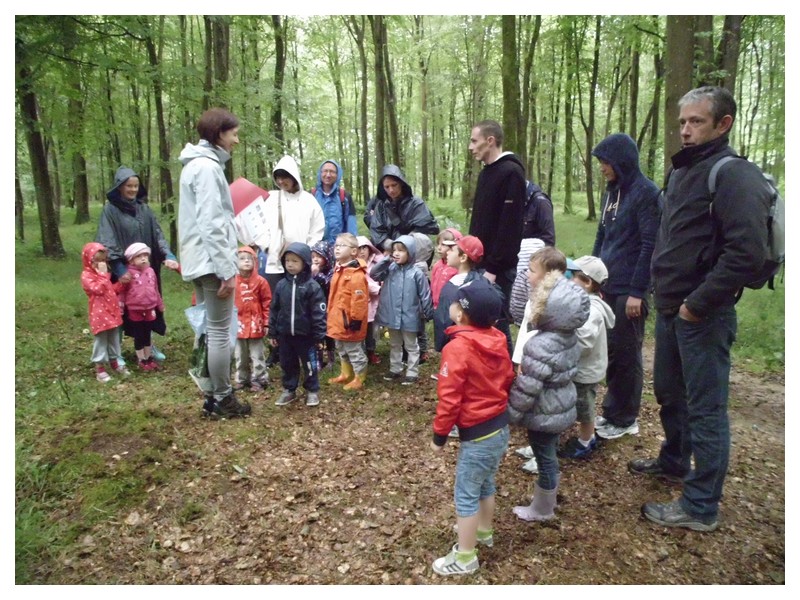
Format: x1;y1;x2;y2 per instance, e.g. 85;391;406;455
312;159;359;243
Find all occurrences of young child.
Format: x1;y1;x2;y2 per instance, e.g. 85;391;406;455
371;234;433;385
234;246;272;392
558;255;615;458
327;233;370;390
356;236;383;365
430;228;463;310
507;247;589;522
410;232;435;363
81;242;128;382
311;240;336;368
268;242;327;407
119;243;166;371
430;278;514;576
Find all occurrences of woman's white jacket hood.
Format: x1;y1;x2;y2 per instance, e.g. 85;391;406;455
257;155;325;274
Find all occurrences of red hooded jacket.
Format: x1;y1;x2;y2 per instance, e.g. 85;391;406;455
234;246;272;339
81;242;124;335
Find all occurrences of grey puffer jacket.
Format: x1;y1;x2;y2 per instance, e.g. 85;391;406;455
507;271;590;433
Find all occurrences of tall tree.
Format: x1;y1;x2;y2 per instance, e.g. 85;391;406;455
270;15;286;154
663;16;696;170
345;16;370;203
501;16;521;155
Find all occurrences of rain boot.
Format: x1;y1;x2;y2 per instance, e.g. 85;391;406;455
512;482;558;522
327;361;354;385
343;367;367;390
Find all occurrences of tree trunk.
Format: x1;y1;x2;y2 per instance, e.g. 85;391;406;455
379;18;401;167
369;16;387;173
414;16;430;198
501;16;521;155
203;16;213;111
717;15;744;91
629;41;640;140
694;15;715;86
270;15;286;154
346;16;370;204
664;16;696;172
16;40;65;257
15;154;25;242
522;16;541;177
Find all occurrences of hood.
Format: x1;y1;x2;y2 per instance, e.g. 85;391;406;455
393;234;417;263
376;164;413;201
311;240;334;271
489;152;525;171
281;241;313;274
591;133;642;190
106;166;147;202
237;245;257;258
356;235;380;258
410;232;434;264
528;271;590;332
178;140;230;167
315;159;343;196
273;155;305;193
82;242;107;270
590;293;615;329
447;325;511;369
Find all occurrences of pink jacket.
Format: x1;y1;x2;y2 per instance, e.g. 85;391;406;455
430;259;458;308
120;265;165;313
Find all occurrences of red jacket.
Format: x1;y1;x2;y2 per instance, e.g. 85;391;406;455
430;258;458;308
81;242;124;335
235;270;272;339
433;325;514;445
327;259;369;341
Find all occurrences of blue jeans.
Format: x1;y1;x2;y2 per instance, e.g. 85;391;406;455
454;426;509;517
653;308;737;519
601;293;647;428
527;430;560;490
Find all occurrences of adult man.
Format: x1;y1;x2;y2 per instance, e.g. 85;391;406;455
467;120;526;303
590;133;660;440
367;164;439;250
631;86;771;531
312;160;359;243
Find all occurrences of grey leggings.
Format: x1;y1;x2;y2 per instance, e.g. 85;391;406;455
194;274;233;400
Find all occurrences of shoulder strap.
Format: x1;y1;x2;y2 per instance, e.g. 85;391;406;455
707;156;741;197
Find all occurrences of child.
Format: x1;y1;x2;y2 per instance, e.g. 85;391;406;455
268;242;327;407
507;247;589;522
410;231;435;363
234;246;272;392
558;256;615;458
311;240;336;368
81;242;128;382
356;236;383;365
327;233;370;390
371;234;433;385
430;278;514;576
119;243;166;371
430;228;463;310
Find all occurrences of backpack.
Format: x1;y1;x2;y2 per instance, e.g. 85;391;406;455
522;180;555;242
708;156;785;291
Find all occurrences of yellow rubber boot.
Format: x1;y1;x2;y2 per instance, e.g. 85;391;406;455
327;361;354;385
343;368;367;391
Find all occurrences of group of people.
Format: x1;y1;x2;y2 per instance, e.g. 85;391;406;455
79;85;772;577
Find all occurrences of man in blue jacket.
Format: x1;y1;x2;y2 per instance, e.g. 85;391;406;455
312;160;359;243
590;133;660;440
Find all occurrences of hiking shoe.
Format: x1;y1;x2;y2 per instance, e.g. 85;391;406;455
201;396;216;418
628;457;684;483
641;500;718;532
521;457;539;474
432;544;479;576
110;360;130;377
383;371;403;382
139;358;159;372
514;445;534;459
96;366;112;383
151;344;166;362
448;425;460;438
558;436;598;459
306;392;320;407
401;376;418;386
452;524;494;547
211;393;251;418
275;389;297;406
596;420;639;440
594;415;608;428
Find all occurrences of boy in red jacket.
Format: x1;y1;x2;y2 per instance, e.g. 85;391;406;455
81;242;128;382
234;246;272;392
430;278;514;576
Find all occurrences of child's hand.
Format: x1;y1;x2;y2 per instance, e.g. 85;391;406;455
270;338;279;348
430;440;443;452
95;261;108;274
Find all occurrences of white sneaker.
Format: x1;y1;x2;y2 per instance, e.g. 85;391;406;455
432;544;479;576
521;457;539;474
596;420;639;440
514;445;534;459
594;415;608;428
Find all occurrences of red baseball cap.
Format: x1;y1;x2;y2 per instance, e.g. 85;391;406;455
456;235;484;263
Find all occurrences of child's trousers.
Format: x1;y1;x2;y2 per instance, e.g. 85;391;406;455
388;329;419;378
91;327;122;364
278;334;320;392
235;338;267;385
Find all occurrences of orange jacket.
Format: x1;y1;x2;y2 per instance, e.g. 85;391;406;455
327;259;369;341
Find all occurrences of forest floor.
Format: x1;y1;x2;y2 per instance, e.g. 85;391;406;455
25;340;784;586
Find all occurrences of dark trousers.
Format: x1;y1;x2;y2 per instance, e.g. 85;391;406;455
526;429;560;491
278;334;320;392
653;308;737;519
601;293;647;428
495;269;515;358
127;319;154;350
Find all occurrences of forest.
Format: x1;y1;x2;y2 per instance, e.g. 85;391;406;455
15;15;785;257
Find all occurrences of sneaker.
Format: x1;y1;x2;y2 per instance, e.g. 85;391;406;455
558;436;598;459
596;420;639;440
594;415;608;428
432;544;479;576
110;360;130;376
401;376;418;385
383;371;403;382
249;381;264;393
275;389;297;406
452;524;494;547
138;359;158;372
367;352;382;365
115;356;127;368
201;396;216;418
448;425;460;438
521;457;539;474
306;392;319;407
96;366;112;383
151;345;166;362
211;393;251;419
514;445;534;459
233;381;248;391
628;457;684;483
430;373;439;381
641;500;718;532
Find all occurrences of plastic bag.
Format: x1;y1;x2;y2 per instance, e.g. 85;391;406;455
184;304;238;393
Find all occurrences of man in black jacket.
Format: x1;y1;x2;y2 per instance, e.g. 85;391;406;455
631;86;771;532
